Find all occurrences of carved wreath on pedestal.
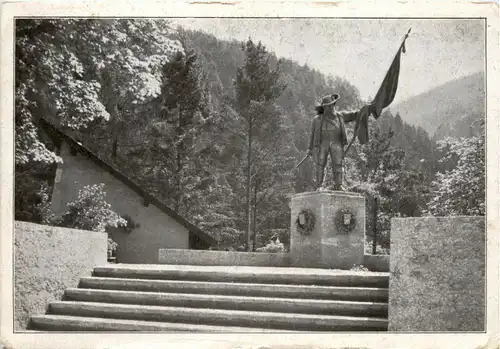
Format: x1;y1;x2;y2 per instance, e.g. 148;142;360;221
334;208;357;234
296;209;315;236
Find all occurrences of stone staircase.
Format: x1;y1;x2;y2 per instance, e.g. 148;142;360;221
29;264;389;332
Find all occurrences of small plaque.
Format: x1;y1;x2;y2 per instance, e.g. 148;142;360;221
343;213;351;225
298;213;305;225
296;209;315;236
334;208;356;234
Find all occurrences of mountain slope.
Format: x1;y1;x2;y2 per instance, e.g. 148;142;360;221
390;72;485;139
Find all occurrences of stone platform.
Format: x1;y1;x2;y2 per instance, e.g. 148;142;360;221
290;190;366;270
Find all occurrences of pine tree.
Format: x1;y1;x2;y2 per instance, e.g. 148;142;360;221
140;47;214;213
234;39;288;250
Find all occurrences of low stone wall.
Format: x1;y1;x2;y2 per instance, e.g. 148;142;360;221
14;221;107;331
363;254;389;272
159;249;290;267
158;249;389;272
389;216;485;331
159;248;386;271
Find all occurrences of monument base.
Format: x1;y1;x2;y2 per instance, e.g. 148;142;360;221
290;190;366;269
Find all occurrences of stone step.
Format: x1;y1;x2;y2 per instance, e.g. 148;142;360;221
64;288;388;317
79;277;388;301
30;315;295;332
93;264;389;288
48;301;388;331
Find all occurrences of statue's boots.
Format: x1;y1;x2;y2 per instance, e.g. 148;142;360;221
316;165;325;190
333;164;344;191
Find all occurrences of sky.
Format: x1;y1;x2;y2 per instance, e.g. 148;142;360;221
171;18;485;104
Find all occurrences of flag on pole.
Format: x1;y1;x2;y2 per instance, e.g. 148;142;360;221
371;28;411;119
345;28;411;151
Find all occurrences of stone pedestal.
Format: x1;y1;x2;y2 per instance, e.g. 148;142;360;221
290;191;365;269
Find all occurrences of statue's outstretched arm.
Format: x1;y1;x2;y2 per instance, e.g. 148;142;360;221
337;110;360;123
339;104;377;123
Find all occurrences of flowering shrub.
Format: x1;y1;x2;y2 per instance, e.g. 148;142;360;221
350;264;369;272
39;183;126;254
255;239;286;253
108;237;118;256
59;183;127;232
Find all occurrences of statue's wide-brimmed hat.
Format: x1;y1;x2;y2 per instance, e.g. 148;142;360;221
317;94;340;108
315;94;339;112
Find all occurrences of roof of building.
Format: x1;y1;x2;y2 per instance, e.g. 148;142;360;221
39;117;216;247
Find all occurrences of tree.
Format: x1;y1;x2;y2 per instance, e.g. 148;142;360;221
148;48;213;212
233;39;289;251
248;112;297;250
326;75;363;110
347;119;430;253
116;38;242;247
427;132;485;216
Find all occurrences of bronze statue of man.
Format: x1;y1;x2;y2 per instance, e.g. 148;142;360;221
307;94;376;190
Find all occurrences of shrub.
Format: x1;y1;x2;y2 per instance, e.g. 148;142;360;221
39;183;126;254
350;264;369;272
58;183;127;232
108;237;118;256
255;239;286;253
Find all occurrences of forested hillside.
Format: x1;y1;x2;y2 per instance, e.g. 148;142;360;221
391;72;485;139
15;20;485;255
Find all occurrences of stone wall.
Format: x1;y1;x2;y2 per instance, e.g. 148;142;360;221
159;249;290;267
159;248;386;271
389;216;485;331
14;221;107;331
51;140;189;264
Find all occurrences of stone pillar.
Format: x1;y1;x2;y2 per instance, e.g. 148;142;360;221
389;217;485;331
290;191;366;269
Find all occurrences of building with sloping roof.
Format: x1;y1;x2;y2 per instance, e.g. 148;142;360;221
40;118;215;264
